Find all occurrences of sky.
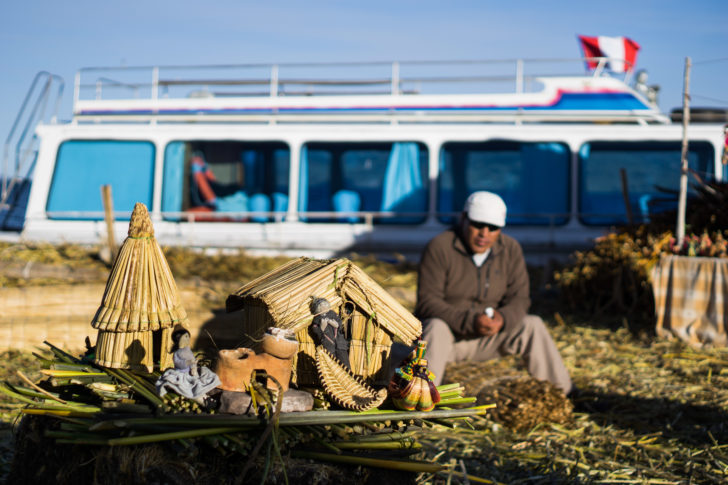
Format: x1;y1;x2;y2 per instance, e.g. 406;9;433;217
1;0;727;175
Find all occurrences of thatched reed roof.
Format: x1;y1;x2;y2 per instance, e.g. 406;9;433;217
91;203;188;333
226;257;421;344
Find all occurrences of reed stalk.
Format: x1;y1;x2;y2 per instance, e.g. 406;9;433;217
122;369;160;396
33;354;99;371
106;426;243;446
55;438;111;445
90;406;490;432
293;450;445;473
45;430;108;441
313;436;343;454
58;422;90;432
344;430;417;442
435;383;464;393
0;383;101;413
436;388;467;400
21;408;100;418
40;370;108;377
331;440;421;450
43;341;80;364
92;390;131;400
106;368;165;409
436;470;501;485
435;397;477;407
49;377;108;386
6;384;65;402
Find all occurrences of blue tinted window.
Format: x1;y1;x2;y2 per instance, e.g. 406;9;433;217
439;141;570;225
47;140;155;219
304;148;333;212
579;141;715;225
300;142;428;224
161;141;289;220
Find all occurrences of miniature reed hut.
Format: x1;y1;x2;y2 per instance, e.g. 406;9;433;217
226;258;422;387
91;203;188;372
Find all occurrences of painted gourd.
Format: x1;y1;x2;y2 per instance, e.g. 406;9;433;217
388;341;440;412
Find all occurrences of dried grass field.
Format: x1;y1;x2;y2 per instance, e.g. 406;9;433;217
0;242;727;484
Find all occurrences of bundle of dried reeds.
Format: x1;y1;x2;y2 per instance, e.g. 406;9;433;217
91;203;188;372
475;376;572;432
3;341;494;484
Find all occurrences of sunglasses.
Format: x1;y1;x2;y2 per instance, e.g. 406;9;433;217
468;219;501;232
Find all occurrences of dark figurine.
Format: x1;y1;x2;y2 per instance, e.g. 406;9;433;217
80;336;96;364
310;297;350;369
155;329;220;403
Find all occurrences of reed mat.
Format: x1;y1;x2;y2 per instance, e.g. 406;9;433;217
423;320;728;484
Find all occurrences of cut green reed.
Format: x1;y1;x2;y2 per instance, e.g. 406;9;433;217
3;341;497;479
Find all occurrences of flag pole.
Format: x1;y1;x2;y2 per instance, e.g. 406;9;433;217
676;57;691;247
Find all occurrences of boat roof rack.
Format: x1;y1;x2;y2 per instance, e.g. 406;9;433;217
70;58;669;125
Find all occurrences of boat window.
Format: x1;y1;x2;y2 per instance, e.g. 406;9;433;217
47;140;155;219
299;142;428;224
578;141;715;225
161;141;290;222
438;141;570;226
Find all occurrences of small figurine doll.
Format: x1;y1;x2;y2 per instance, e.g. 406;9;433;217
309;297;351;369
388;340;440;412
155;329;221;403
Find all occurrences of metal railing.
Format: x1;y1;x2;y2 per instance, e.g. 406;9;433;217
74;57;633;104
1;71;64;209
42;210;619;227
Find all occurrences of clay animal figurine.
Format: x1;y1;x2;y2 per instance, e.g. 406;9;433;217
309;297;350;369
215;328;298;392
388;340;440;412
155;329;221;403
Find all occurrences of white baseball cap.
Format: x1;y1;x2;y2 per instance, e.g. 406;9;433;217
463;191;507;227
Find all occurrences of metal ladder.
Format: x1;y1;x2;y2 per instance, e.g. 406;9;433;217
0;71;64;225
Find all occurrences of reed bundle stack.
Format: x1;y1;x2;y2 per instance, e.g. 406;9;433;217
91;203;188;372
476;376;573;432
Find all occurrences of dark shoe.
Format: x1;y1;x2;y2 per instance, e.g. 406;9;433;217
567;385;581;400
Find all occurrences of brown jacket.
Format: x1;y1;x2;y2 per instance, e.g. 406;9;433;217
414;228;530;338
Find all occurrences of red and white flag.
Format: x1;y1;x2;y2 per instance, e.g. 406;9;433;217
578;35;640;73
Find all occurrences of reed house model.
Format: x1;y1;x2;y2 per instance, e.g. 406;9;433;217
226;258;422;387
91;203;189;372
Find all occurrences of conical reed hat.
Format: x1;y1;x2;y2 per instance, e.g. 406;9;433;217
91;202;188;332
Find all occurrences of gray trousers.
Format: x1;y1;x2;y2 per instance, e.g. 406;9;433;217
421;315;573;394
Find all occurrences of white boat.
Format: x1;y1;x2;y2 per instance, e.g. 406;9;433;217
1;58;725;262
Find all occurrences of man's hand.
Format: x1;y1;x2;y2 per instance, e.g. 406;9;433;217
475;309;504;337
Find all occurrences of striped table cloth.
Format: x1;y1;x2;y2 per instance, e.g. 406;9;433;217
652;255;728;348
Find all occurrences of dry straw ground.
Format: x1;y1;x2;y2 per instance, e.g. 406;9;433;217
0;243;727;483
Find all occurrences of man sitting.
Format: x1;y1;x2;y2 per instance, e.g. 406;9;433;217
415;191;573;395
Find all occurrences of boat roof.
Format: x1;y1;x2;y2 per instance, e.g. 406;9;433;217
71;58;668;125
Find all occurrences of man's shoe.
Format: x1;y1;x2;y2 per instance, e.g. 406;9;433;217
566;385;581;400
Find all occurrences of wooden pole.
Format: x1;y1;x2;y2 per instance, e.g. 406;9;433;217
101;184;117;261
676;57;691;247
619;168;633;225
